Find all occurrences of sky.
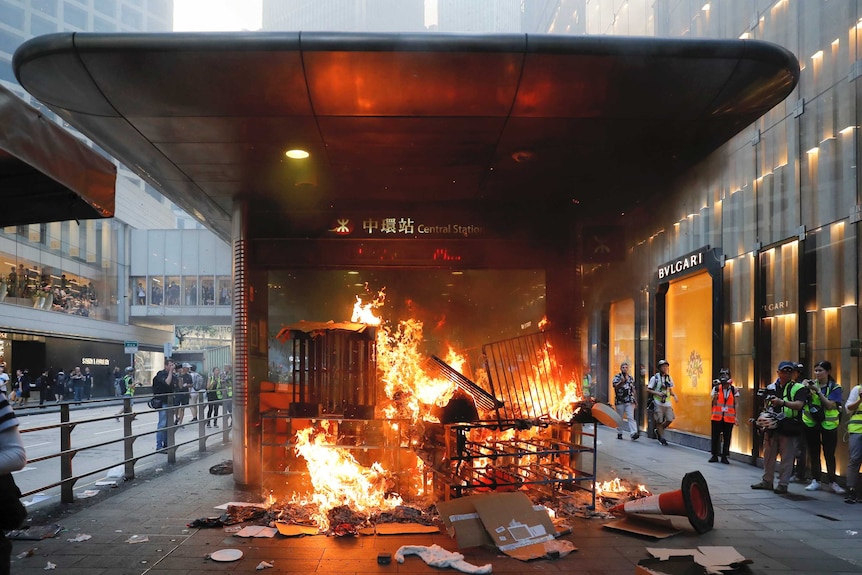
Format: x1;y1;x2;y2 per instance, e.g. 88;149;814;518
173;0;263;32
173;0;437;32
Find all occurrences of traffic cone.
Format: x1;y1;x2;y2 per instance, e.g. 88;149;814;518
609;470;714;534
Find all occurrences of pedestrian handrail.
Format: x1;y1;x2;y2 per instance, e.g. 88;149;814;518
16;395;232;504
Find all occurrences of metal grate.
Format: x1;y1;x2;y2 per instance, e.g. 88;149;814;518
481;329;578;421
427;355;503;412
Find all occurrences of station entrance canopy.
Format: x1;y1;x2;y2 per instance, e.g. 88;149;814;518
0;84;115;227
12;32;797;251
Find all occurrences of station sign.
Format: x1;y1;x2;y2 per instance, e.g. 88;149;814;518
124;340;138;354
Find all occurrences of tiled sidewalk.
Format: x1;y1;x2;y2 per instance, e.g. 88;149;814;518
8;426;862;575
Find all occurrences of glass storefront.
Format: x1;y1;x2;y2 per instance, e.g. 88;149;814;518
665;271;712;437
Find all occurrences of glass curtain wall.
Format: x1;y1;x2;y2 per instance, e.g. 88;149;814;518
608;298;635;402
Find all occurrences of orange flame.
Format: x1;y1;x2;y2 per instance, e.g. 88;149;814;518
294;421;402;530
351;288;385;325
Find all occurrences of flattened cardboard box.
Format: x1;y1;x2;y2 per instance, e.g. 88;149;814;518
436;492;557;561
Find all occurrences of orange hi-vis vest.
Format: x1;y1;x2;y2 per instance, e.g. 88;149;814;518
711;385;737;423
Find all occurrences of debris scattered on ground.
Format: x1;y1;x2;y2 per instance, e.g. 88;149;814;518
94;480;119;487
105;465;124;478
188;517;223;528
43;561;56;570
126;534;149;544
7;525;63;540
76;490;100;499
66;534;92;542
23;493;52;507
15;548;36;559
209;460;233;475
395;544;492;574
256;561;274;570
234;525;277;538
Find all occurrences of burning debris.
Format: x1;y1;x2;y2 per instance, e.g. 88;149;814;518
261;289;598;537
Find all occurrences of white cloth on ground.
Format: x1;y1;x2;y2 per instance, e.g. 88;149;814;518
394;544;492;574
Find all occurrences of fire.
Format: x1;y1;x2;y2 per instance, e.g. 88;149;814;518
351;289;385;325
596;477;651;497
294;421;402;530
376;318;459;421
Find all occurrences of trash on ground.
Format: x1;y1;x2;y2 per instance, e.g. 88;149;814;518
7;525;63;540
15;548;36;559
23;493;53;506
105;465;124;478
209;460;233;475
187;517;223;528
274;523;319;537
209;548;243;562
94;479;119;487
44;562;56;570
126;534;149;544
234;525;277;538
76;490;100;499
66;534;92;542
395;544;492;574
638;546;752;575
256;561;274;570
847;530;858;536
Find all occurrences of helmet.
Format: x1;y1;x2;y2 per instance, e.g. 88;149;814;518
125;366;134;373
755;411;779;430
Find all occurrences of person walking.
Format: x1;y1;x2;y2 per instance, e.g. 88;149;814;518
844;380;862;503
35;369;50;407
83;367;94;400
709;368;737;464
751;360;809;494
13;369;30;408
0;388;27;575
648;360;678;446
189;364;205;422
612;362;639;440
802;360;845;494
114;367;137;420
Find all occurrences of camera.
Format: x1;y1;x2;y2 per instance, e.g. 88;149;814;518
755;388;776;401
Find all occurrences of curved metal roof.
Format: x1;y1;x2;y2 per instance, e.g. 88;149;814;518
0;85;115;226
13;32;798;242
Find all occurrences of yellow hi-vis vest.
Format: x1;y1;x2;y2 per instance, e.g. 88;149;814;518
848;386;862;434
802;381;841;430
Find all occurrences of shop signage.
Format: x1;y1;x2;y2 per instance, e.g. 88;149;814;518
124;340;138;354
82;357;110;366
762;299;793;316
657;249;707;280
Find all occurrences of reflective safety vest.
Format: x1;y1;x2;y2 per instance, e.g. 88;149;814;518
122;375;135;396
223;377;233;398
711;385;737;423
780;381;805;419
848;386;862;434
802;381;841;430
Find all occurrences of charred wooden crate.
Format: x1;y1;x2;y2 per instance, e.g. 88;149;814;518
273;321;378;418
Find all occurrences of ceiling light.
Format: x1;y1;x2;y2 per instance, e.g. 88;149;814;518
285;149;309;159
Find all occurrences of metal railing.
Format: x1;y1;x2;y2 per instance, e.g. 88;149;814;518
18;395;232;504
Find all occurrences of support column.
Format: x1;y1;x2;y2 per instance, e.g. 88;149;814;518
232;198;265;487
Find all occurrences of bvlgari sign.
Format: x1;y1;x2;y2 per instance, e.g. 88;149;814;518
657;248;708;280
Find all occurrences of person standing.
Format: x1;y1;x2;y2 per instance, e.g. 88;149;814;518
53;368;65;402
709;368;737;464
35;369;50;407
0;365;9;396
174;363;193;426
802;360;845;494
152;360;176;450
114;366;138;420
648;360;678;446
83;367;94;400
13;369;30;408
222;364;233;426
612;362;639;440
844;380;862;503
189;364;205;422
0;389;27;575
112;366;122;397
69;366;85;404
205;366;221;428
751;360;809;494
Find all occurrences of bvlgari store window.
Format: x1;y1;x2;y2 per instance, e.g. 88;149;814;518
608;298;635;400
665;272;713;436
656;248;723;439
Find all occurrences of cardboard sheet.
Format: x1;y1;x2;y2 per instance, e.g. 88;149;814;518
437;492;563;561
274;523;320;537
361;523;440;535
645;547;751;574
603;515;681;539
